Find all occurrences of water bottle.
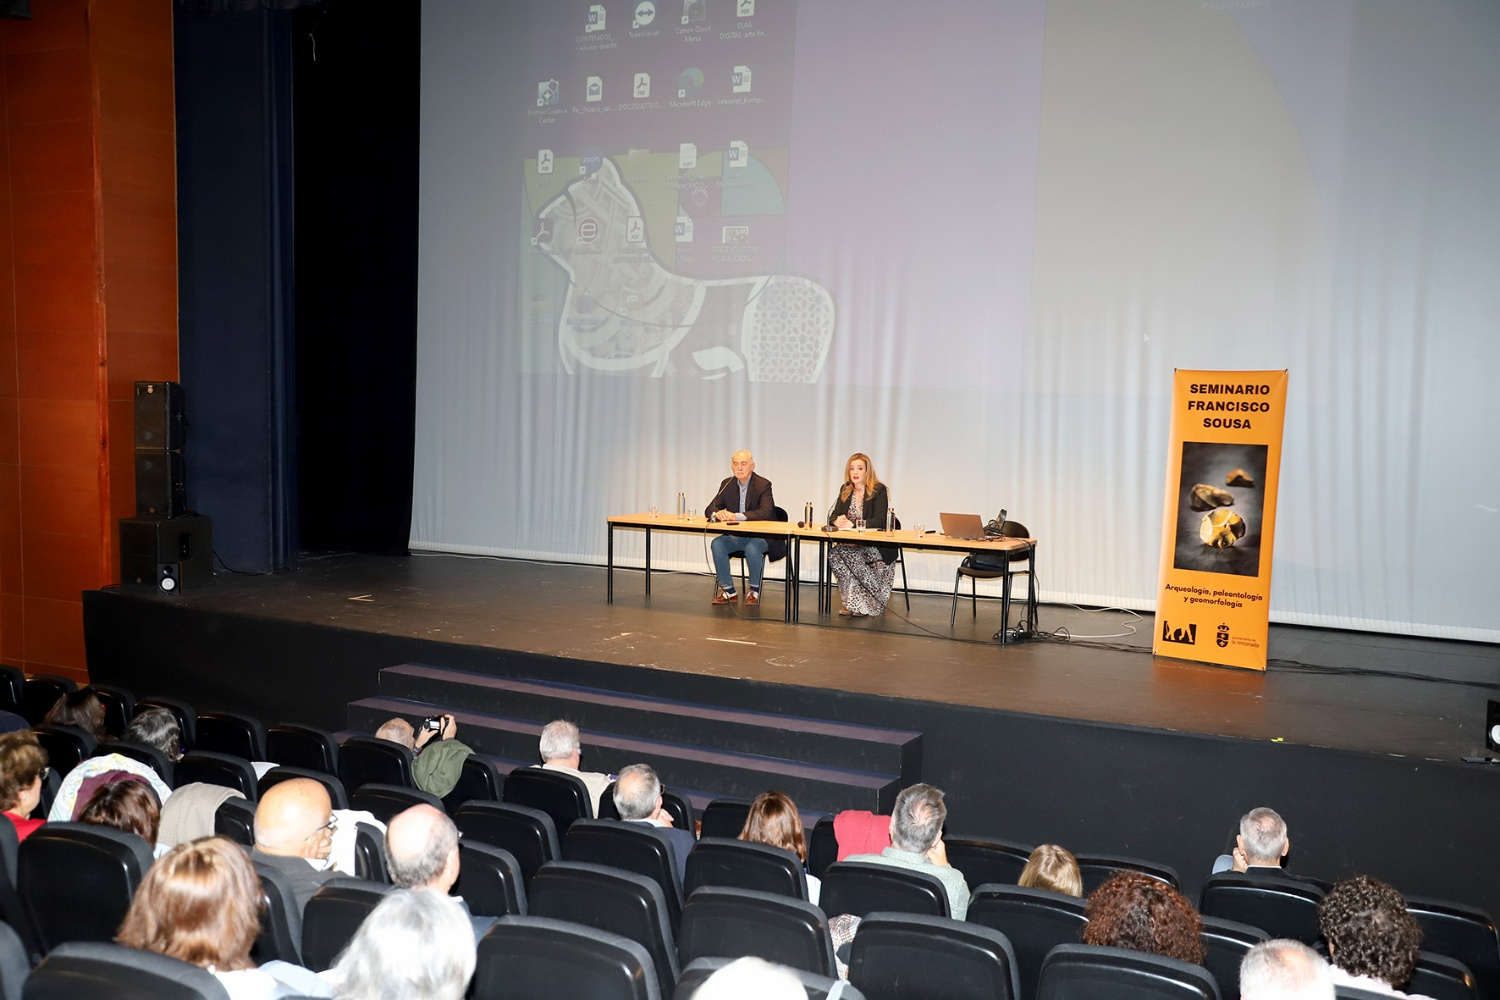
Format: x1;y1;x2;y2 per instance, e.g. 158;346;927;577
886;508;895;534
676;492;686;519
804;501;814;527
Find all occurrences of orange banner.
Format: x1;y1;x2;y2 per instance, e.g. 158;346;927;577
1155;370;1288;670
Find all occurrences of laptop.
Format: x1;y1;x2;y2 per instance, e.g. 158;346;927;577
939;512;988;541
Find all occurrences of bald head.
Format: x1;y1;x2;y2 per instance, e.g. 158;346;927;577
376;717;416;749
254;778;334;860
385;805;460;893
731;451;754;483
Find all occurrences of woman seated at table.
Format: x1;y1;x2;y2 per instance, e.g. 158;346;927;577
827;452;898;617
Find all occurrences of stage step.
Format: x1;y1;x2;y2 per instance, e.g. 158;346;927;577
347;662;922;815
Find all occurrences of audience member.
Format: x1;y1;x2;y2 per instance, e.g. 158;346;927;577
385;803;495;940
78;777;162;854
692;955;806;1000
251;777;337;912
118;836;327;1000
843;783;970;919
1215;806;1292;875
43;687;110;741
325;888;475;1000
1082;870;1205;964
0;730;47;841
1018;843;1083;897
375;713;474;797
1240;939;1335;1000
614;762;696;887
536;719;611;815
158;783;246;849
738;789;821;904
49;707;179;820
1319;875;1431;998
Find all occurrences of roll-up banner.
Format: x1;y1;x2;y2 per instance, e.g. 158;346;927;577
1155;370;1288;670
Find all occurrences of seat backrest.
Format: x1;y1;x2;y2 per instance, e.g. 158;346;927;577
265;723;340;774
678;885;836;978
454;801;560;885
455;841;527;917
352;821;388;883
134;696;197;750
442;754;506;812
23;940;231;1000
0;664;23;714
173;751;258;799
19;676;75;726
350;782;444;824
684;837;809;900
1199;872;1325;945
673;956;870;1000
819;861;950;920
300;877;393;972
1200;915;1269;1000
0;818;37;962
945;836;1035;888
30;725;95;778
1406;895;1500;1000
251;860;304;966
257;766;349;810
337;736;414;791
214;796;257;848
849;911;1020;1000
194;711;266;761
18;822;156;954
505;767;593;833
1038;943;1221;1000
0;919;27;1000
1407;950;1479;1000
698;799;753;840
88;686;135;743
808;817;837;878
95;739;173;787
530;860;679;991
474;915;661;1000
1076;852;1181;895
564;819;683;927
966;883;1089;1000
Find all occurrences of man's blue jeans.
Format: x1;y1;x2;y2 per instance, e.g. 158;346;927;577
711;534;768;593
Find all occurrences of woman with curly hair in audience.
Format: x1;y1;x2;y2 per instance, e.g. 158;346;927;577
0;730;48;841
42;687;110;742
1018;843;1083;897
1082;870;1205;964
118;836;328;999
1319;875;1431;998
738;789;821;904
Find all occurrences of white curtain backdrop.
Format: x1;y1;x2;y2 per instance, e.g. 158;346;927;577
414;0;1500;643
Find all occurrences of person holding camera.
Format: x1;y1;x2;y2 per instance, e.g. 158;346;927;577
375;713;473;797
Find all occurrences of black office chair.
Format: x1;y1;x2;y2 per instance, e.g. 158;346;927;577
134;696;197;750
684;837;810;901
455;841;527;918
24;940;231;1000
950;520;1033;628
1200;915;1268;1000
506;767;593;834
194;711;266;761
849;911;1021;1000
265;723;339;774
967;883;1090;1000
476;915;662;1000
1199;871;1324;945
442;754;507;812
678;886;837;978
1076;852;1181;894
338;735;415;791
214;796;257;848
19;676;75;726
698;799;754;840
350;782;443;823
30;725;95;779
819;862;950;920
18;823;156;953
173;751;258;798
1037;943;1221;1000
300;877;393;972
530;860;680;992
674;957;869;1000
454;800;560;885
251;861;304;965
564;819;685;928
257;766;349;810
1406;895;1500;1000
95;738;174;786
944;836;1035;888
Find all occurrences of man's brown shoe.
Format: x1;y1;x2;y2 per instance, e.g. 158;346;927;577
745;591;760;606
712;587;738;605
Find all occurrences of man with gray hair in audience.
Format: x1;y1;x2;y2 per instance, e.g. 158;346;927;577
1213;806;1294;875
325;888;476;1000
843;782;970;919
536;719;612;815
615;762;696;888
1240;939;1335;1000
385;803;495;941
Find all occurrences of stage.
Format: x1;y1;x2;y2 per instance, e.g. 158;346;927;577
84;551;1500;915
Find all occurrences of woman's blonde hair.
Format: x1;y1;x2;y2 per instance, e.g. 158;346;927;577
1018;844;1083;897
738;790;807;863
838;453;881;503
117;836;263;972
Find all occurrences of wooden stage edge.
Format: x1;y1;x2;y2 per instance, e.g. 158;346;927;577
93;551;1499;764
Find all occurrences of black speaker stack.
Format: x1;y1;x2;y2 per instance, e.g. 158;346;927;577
120;382;212;594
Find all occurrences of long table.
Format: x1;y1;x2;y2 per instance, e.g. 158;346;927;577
605;513;1037;636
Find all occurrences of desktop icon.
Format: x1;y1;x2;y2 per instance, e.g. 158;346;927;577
737;0;755;14
679;142;698;169
531;218;554;246
722;225;750;244
675;214;694;243
634;73;651;98
537;79;559;107
727;140;748;168
586;76;603;102
677;67;704;99
732;65;752;94
577;218;600;244
586;4;606;32
626;216;645;243
537;149;554;174
633;1;657;28
682;0;705;25
579;147;603;175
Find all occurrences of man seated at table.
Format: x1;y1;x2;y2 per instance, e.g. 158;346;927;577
705;449;785;607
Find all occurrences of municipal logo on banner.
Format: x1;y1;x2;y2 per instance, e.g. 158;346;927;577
1154;370;1288;671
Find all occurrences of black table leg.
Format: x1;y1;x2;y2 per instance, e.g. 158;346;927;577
607;524;614;603
644;527;652;597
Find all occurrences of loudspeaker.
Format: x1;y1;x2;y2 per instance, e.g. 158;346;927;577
134;381;184;452
120;516;213;591
135;451;186;518
1487;700;1500;753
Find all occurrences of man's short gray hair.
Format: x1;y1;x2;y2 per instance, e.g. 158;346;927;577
613;763;660;821
386;811;459;890
329;888;476;1000
1240;939;1334;1000
691;956;805;1000
1240;807;1288;864
539;720;581;762
123;708;182;760
890;783;946;853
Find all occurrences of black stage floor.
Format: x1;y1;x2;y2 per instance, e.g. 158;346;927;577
172;552;1499;763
